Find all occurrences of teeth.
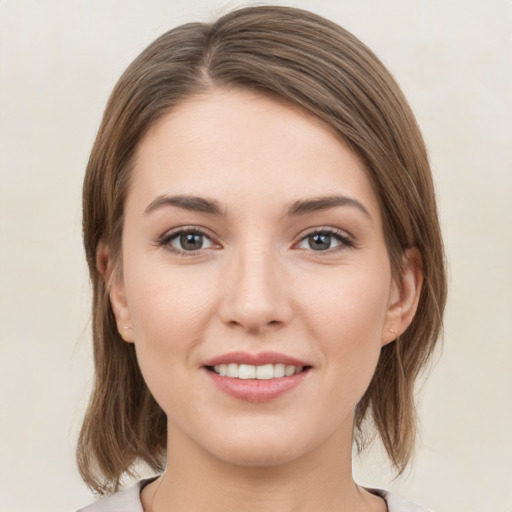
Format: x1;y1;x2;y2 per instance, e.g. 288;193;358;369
212;363;303;379
239;364;256;379
285;365;296;377
256;364;273;380
273;364;285;378
227;363;238;378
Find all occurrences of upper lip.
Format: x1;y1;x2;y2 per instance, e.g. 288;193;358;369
202;351;309;367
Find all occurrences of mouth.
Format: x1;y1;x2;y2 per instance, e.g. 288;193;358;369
202;352;312;402
206;363;308;380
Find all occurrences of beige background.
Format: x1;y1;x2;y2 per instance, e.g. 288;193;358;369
1;1;511;511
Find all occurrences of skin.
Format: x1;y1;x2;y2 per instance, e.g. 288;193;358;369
104;89;422;512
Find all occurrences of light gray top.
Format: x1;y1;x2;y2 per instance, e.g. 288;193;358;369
76;480;433;512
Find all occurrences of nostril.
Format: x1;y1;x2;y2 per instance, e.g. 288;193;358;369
244;319;283;335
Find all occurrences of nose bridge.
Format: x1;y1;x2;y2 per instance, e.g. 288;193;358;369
221;238;290;331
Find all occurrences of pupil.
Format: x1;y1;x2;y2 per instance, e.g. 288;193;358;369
180;233;203;250
309;233;331;250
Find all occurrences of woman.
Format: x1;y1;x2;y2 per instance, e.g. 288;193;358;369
76;5;446;512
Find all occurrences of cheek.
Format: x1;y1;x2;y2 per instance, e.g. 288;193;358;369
124;258;215;342
300;262;391;339
122;260;216;408
298;264;391;390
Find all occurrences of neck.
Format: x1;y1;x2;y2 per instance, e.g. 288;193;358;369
143;423;386;512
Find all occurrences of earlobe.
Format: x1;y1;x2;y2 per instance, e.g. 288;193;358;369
96;242;134;343
382;248;423;346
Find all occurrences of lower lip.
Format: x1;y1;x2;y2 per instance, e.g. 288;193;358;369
205;369;310;403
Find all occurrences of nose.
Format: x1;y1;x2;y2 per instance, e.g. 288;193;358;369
219;243;293;334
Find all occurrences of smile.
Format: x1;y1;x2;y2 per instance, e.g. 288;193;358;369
203;352;311;403
210;363;304;379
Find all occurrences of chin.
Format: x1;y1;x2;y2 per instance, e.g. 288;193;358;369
213;442;301;468
193;421;318;469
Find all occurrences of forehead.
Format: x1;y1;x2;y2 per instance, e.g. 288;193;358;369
129;89;381;221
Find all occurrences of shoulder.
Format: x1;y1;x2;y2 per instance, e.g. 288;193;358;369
74;480;147;512
370;488;434;512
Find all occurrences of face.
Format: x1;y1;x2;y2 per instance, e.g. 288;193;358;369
109;89;416;468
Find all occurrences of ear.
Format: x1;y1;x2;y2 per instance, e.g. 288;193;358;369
381;247;423;346
96;242;134;343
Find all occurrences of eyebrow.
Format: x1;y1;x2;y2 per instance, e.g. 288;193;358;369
145;195;225;216
144;194;371;220
286;195;371;219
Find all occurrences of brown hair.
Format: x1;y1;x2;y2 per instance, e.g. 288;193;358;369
79;5;447;494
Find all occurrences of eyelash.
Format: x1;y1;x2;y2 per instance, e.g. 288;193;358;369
156;227;355;256
295;228;355;255
156;227;217;256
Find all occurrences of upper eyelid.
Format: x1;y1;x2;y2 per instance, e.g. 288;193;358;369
296;226;353;241
156;226;217;251
293;227;355;251
157;227;219;256
159;225;215;241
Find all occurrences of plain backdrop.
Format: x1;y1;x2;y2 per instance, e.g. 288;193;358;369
1;1;511;511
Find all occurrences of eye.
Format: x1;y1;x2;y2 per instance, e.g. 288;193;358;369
159;228;216;254
296;230;353;252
